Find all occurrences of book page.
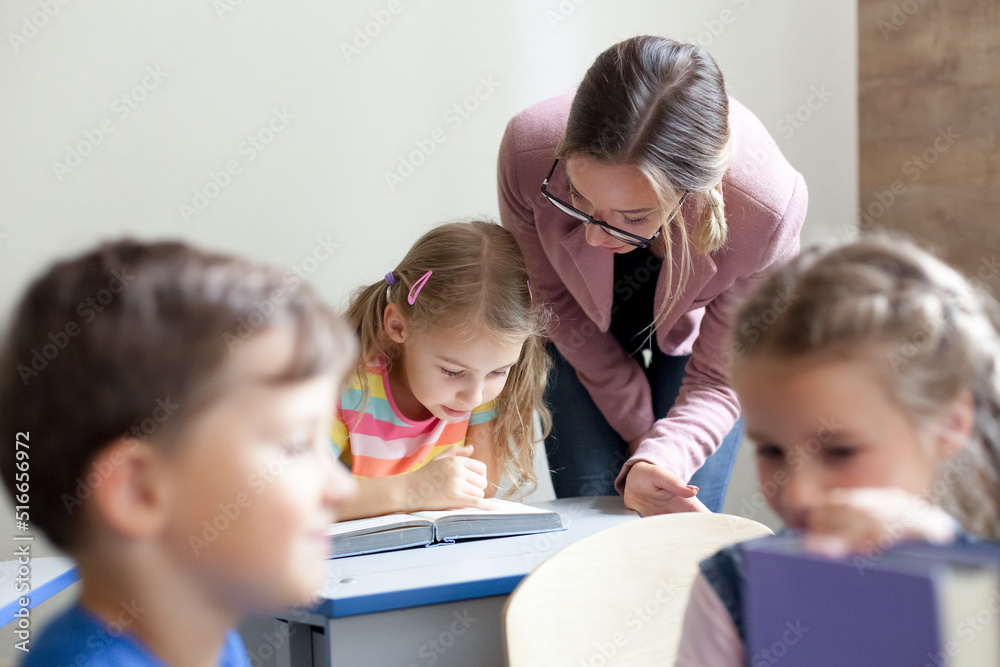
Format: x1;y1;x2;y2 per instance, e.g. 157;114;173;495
325;513;431;537
411;498;554;522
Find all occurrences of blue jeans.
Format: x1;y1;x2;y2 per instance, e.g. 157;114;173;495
543;344;743;513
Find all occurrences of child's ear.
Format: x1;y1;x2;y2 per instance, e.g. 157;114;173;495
89;438;171;540
933;389;975;461
383;302;409;344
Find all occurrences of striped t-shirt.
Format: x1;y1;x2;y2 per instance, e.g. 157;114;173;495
331;358;497;477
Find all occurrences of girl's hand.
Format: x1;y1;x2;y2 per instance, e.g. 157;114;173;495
403;445;496;512
804;488;957;557
623;462;710;516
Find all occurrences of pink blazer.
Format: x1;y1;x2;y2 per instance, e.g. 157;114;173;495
497;90;808;490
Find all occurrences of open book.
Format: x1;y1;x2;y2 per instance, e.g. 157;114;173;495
326;499;566;558
742;533;1000;666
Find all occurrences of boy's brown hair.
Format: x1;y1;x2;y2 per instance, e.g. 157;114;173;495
0;239;354;550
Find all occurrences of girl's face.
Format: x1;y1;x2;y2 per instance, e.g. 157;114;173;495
162;328;356;611
384;305;524;422
732;355;955;530
564;154;681;254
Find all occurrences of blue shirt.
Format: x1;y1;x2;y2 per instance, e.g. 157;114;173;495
22;603;250;667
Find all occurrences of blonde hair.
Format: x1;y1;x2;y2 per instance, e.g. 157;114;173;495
733;234;1000;540
346;221;552;494
557;35;731;330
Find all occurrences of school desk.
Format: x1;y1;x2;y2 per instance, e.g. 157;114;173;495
272;496;639;667
0;556;78;628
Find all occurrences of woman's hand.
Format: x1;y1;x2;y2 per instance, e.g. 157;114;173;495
803;488;956;557
622;461;709;516
402;445;497;512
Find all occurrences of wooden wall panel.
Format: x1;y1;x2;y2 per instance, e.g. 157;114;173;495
859;0;1000;297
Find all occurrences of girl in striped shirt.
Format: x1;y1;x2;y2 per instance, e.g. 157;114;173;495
332;221;552;520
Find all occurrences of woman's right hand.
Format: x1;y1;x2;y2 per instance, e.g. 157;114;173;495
402;445;495;512
623;461;709;516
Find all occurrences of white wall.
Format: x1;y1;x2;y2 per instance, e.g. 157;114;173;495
0;0;855;661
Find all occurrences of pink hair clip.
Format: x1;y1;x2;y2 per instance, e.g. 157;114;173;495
527;280;533;301
408;270;433;305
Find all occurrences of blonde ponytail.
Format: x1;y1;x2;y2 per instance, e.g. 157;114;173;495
342;280;393;422
695;182;728;255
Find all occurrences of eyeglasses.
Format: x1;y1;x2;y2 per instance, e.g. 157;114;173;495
540;159;689;249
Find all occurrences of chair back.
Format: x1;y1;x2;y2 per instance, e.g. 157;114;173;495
503;512;772;666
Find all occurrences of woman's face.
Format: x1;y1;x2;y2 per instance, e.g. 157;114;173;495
564;155;672;254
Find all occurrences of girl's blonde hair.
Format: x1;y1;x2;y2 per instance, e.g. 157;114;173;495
557;35;731;330
732;234;1000;540
346;221;552;494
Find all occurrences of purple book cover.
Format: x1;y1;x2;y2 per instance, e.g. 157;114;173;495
742;536;952;667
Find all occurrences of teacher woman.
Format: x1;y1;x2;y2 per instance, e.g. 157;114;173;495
497;36;807;515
